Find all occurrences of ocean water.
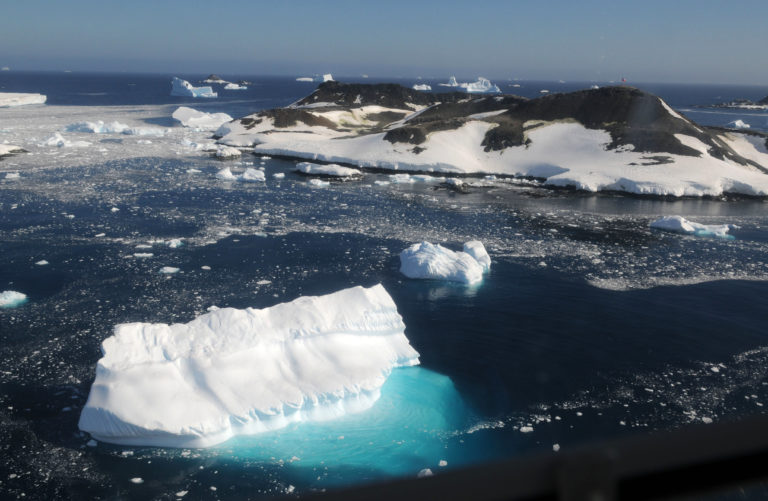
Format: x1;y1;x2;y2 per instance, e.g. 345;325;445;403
2;72;768;499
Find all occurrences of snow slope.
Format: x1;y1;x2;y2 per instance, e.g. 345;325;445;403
78;284;419;447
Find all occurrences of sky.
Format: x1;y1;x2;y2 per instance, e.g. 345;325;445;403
1;0;766;84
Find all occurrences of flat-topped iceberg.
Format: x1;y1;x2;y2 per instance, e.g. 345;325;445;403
78;284;419;447
294;162;362;178
399;241;491;284
0;290;27;309
170;77;217;98
650;215;738;238
172;107;232;131
0;92;46;107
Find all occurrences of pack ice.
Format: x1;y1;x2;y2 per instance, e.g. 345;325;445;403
170;77;217;98
399;241;491;284
78;284;420;447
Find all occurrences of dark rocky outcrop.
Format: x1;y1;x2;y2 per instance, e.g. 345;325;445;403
204;74;225;82
295;81;465;109
759;95;768;105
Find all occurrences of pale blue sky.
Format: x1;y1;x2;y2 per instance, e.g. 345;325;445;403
1;0;766;84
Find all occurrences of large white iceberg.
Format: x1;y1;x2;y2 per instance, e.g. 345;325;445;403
650;215;738;238
0;290;27;308
461;77;501;94
399;241;491;284
78;284;419;447
0;92;46;107
172;107;232;131
170;77;217;98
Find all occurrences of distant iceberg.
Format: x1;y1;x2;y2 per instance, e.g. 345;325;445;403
172;107;232;131
78;284;419;447
224;82;247;90
413;83;432;91
650;215;738;238
0;92;47;107
726;120;750;129
399;241;491;284
461;77;501;94
0;290;27;309
438;76;459;87
296;74;334;83
170;77;217;98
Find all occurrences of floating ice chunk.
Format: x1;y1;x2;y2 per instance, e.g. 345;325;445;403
462;241;491;272
308;178;330;187
41;132;91;148
78;284;419;447
520;426;534;433
296;77;314;82
399;242;485;285
726;119;750;129
0;290;27;308
35;260;49;266
650;215;738;238
167;239;183;248
224;83;247;90
5;172;20;179
322;74;334;82
172;107;232;131
294;162;362;178
160;267;180;274
272;172;286;179
389;173;414;184
241;168;266;182
0;92;46;107
417;468;433;478
215;145;242;158
65;121;131;134
170;77;217;98
130;478;144;484
215;167;238;180
412;84;432;91
133;253;154;258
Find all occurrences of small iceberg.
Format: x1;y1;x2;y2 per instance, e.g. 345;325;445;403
216;167;265;182
413;83;432;91
0;290;27;309
78;284;419;447
172;107;232;131
215;145;242;158
224;83;247;90
726;119;750;129
650;215;738;238
170;77;217;98
296;74;334;83
159;266;180;274
294;162;362;178
399;241;491;284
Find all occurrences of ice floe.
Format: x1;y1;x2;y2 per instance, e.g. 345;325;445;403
412;84;432;91
214;145;242;158
78;284;419;447
294;162;362;178
399;241;490;285
216;167;265;182
170;77;217;98
650;215;738;238
224;83;247;90
65;121;167;136
41;132;91;148
0;290;27;308
0;92;46;107
172;107;232;131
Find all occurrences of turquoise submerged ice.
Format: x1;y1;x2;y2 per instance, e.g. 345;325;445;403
78;284;420;448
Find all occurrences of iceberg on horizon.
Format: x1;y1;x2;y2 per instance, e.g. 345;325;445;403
224;82;247;90
78;284;419;447
461;77;501;94
399;241;490;284
438;76;459;87
296;74;334;83
413;83;432;91
170;77;217;98
650;215;738;238
0;92;47;107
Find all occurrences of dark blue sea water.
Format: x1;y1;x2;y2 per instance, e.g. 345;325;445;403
2;72;768;499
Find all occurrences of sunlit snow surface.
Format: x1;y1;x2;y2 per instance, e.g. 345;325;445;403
4;101;768;497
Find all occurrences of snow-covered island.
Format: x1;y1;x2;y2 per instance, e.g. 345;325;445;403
707;95;768;110
214;81;768;197
78;284;419;447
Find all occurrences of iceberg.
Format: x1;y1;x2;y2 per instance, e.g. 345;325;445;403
461;77;501;94
0;92;46;107
726;120;750;129
296;74;334;83
224;83;247;90
240;167;266;182
650;215;738;238
214;145;242;158
0;290;27;309
413;84;432;91
78;284;419;447
438;76;459;87
170;77;217;98
294;162;362;178
172;107;232;131
399;241;490;284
